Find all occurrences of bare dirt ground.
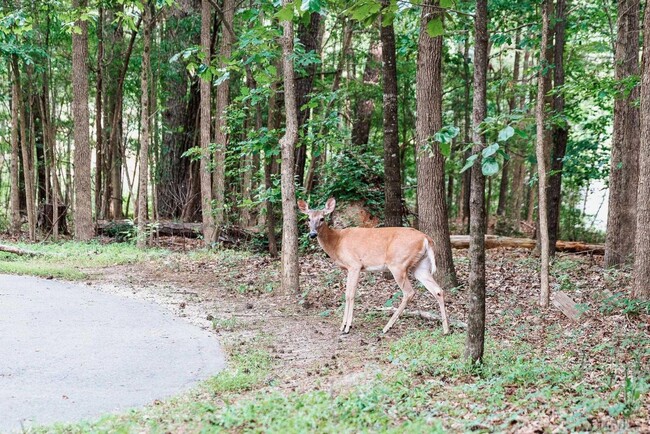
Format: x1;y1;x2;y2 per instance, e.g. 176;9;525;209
80;238;649;431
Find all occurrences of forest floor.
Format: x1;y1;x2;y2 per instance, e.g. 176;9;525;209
1;237;649;433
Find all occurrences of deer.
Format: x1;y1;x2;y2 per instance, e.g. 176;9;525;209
297;197;450;335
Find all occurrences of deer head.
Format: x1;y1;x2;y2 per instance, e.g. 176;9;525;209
297;197;336;239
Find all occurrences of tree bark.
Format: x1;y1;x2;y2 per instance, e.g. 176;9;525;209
199;0;216;244
415;0;458;289
72;0;94;240
536;0;553;307
10;63;21;235
380;1;402;227
548;0;568;256
605;0;640;267
294;12;323;186
213;0;235;229
459;36;472;233
137;2;152;248
265;67;281;258
633;2;650;300
279;4;300;292
351;40;381;147
95;5;104;219
12;57;36;241
466;0;488;364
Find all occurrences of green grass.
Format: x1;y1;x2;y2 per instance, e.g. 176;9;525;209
0;241;169;280
30;327;649;433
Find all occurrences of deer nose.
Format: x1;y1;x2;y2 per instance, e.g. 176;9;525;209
309;231;318;239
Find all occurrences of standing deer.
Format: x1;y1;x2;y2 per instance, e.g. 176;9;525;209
297;198;450;335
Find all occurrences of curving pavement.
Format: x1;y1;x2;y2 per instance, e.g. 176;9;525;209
0;275;226;432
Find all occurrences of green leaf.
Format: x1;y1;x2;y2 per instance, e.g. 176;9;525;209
482;158;500;176
482;143;499;158
301;0;321;13
275;3;294;21
426;17;443;37
460;154;478;173
440;0;453;7
498;125;515;142
438;141;451;158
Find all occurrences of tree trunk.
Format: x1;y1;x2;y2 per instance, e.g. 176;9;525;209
156;5;200;221
380;1;402;227
95;5;104;219
265;67;281;258
12;57;36;241
459;36;472;233
213;0;235;229
536;0;553;307
466;0;488;364
279;4;300;292
137;2;152;248
351;40;381;147
548;0;568;256
10;64;21;235
199;0;216;244
294;12;323;186
71;0;93;240
605;0;640;267
633;3;650;300
415;0;458;289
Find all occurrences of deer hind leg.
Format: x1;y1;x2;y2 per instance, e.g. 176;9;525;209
383;266;415;333
341;268;361;334
413;259;450;334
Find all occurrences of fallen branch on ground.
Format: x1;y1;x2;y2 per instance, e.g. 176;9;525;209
375;307;467;329
0;244;42;256
450;235;604;255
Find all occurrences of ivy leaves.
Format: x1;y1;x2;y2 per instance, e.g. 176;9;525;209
460;120;519;176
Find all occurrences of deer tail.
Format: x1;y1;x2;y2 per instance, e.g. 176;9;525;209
424;237;437;275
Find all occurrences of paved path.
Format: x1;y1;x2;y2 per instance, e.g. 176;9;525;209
0;275;226;433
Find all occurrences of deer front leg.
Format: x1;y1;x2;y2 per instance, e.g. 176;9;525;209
383;267;415;333
340;268;360;334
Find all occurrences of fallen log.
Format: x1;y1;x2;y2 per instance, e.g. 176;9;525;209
96;220;202;238
95;220;253;243
449;235;604;255
0;244;41;256
552;291;584;322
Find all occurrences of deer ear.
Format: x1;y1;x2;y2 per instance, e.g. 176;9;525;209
323;197;336;215
297;200;310;214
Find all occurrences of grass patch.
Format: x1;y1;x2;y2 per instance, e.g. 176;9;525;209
0;241;169;280
30;327;649;433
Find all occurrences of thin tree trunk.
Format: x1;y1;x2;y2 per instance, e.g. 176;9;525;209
605;0;640;267
466;0;488;364
536;0;553;307
380;1;402;227
95;5;104;219
548;0;568;256
633;1;650;300
213;0;234;229
137;2;152;248
496;32;519;218
351;40;381;147
265;67;280;258
12;57;36;241
10;64;21;235
199;0;216;244
106;17;141;220
459;36;472;233
415;0;458;289
279;3;300;292
294;12;323;186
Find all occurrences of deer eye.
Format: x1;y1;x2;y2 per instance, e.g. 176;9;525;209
320;217;325;222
